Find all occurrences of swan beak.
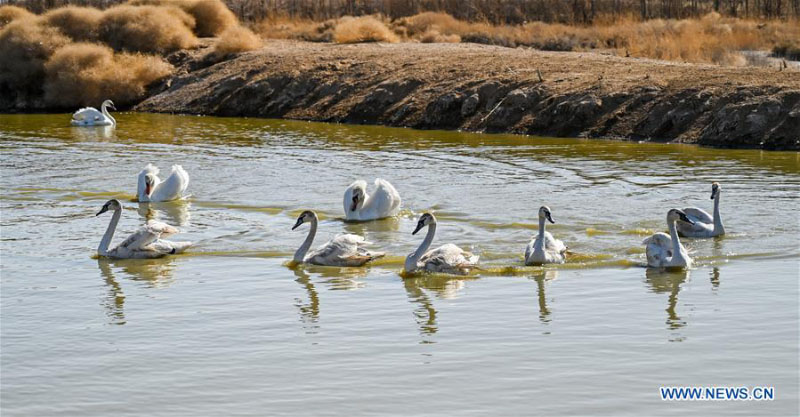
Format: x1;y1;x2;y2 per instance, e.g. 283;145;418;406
412;222;425;235
96;206;109;216
292;218;304;230
350;195;358;212
145;184;152;196
546;212;555;224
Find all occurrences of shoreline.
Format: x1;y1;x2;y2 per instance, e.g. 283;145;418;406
9;40;800;150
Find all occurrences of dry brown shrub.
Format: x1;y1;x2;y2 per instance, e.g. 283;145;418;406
420;29;460;43
256;17;335;42
128;0;236;36
43;6;103;41
397;12;469;37
0;18;71;90
43;42;173;107
333;16;398;44
99;5;198;54
213;25;261;55
0;5;35;29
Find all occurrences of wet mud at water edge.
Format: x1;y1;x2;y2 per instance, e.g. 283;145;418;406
1;113;798;416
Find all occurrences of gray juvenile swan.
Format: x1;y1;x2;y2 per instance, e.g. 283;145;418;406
96;199;192;259
404;213;479;275
292;210;385;266
525;206;567;265
677;182;725;238
643;209;695;269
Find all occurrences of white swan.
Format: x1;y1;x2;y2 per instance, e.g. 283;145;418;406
404;213;479;275
71;99;116;126
137;164;190;202
677;182;725;238
343;178;401;221
525;206;567;265
643;209;695;268
96;199;192;259
292;210;385;266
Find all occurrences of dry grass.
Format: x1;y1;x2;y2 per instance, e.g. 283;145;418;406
213;25;262;55
0;18;71;90
128;0;237;36
99;5;199;54
43;42;173;107
420;29;461;43
333;16;398;44
42;6;103;42
0;5;34;29
256;17;336;42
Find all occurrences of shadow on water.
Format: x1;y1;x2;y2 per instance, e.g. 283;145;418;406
644;268;692;341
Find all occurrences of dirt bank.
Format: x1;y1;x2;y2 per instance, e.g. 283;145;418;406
135;41;800;150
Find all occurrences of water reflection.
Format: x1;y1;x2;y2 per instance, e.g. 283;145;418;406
96;259;126;325
97;257;177;289
403;275;472;343
530;270;558;324
291;267;320;332
341;216;401;234
710;267;720;290
137;201;191;226
645;268;691;341
70;125;115;141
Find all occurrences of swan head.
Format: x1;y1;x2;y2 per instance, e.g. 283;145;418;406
412;213;436;235
102;99;116;111
667;209;693;225
711;182;720;200
96;199;122;216
142;173;158;197
292;210;316;230
345;181;367;213
538;206;555;224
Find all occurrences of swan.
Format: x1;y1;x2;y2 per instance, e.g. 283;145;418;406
137;164;190;202
71;99;116;126
292;210;385;266
96;199;192;259
525;206;567;265
343;178;401;221
643;209;695;268
404;213;479;275
677;182;725;238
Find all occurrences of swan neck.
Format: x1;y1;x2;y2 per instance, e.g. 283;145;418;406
407;223;436;272
668;219;686;263
102;103;116;126
99;209;121;256
294;216;317;263
538;216;546;238
712;192;724;234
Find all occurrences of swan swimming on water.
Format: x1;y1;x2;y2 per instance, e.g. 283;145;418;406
677;182;725;238
71;99;116;126
96;199;192;259
404;213;479;275
343;179;401;221
292;210;385;266
643;209;695;268
137;164;190;202
525;206;567;265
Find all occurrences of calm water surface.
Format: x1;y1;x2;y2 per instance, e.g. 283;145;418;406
1;113;798;416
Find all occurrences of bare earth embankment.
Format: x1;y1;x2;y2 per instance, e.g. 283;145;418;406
137;40;800;149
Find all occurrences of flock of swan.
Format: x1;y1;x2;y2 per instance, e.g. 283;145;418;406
76;101;724;274
94;164;725;274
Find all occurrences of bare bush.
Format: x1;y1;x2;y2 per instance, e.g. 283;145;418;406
0;5;35;29
99;5;198;53
43;6;103;41
0;18;71;91
333;15;398;44
213;24;261;55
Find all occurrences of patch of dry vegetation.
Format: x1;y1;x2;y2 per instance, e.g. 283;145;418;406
42;6;102;41
256;17;336;42
0;18;71;91
128;0;237;36
99;5;199;54
213;25;261;55
43;42;173;107
0;5;34;28
333;16;398;44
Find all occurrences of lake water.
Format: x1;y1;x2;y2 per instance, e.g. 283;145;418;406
1;113;798;416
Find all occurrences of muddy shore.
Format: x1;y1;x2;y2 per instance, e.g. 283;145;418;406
31;41;800;149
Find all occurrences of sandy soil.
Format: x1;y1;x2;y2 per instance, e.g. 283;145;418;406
134;40;800;150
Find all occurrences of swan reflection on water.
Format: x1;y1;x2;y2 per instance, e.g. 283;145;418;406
645;268;691;340
96;257;178;324
403;274;473;342
70;125;115;141
137;200;191;226
530;269;558;325
291;267;320;332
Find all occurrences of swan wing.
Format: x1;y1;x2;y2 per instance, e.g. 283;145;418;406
524;238;536;263
420;243;479;274
147;239;192;255
307;234;383;266
150;165;189;202
682;207;713;225
367;178;401;215
72;107;101;121
544;232;567;253
643;232;672;267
